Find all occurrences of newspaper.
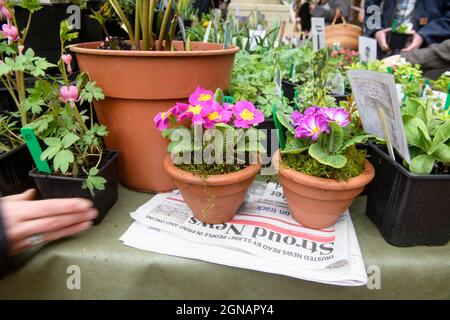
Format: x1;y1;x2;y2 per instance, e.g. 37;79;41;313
120;182;368;286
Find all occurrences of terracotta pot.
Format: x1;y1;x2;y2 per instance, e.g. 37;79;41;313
325;23;362;50
71;41;239;192
273;150;375;229
164;155;261;224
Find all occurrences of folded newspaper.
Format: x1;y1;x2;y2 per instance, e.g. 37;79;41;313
120;182;368;286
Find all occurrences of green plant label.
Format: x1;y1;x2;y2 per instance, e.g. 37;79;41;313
20;127;51;174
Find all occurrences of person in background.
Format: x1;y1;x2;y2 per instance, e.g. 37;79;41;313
309;0;351;23
364;0;450;55
383;39;450;76
0;189;98;277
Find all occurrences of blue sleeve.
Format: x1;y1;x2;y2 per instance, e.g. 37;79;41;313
417;1;450;45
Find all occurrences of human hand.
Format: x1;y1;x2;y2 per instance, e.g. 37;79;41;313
1;193;97;255
402;32;424;52
375;28;391;52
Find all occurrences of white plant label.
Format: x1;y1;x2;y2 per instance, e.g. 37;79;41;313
311;17;326;52
358;36;377;63
348;70;411;163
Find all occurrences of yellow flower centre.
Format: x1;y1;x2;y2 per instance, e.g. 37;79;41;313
240;109;255;121
207;112;221;121
311;125;320;133
198;93;212;102
188;105;202;115
161;112;168;120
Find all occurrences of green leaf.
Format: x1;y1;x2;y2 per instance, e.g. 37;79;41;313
44;137;61;147
342;135;374;150
429;121;450;154
281;134;309;155
23;96;45;114
431;144;450;163
53;150;74;174
0;62;12;76
20;0;43;12
328;122;344;154
402;114;430;151
62;133;80;148
40;145;61;161
276;110;294;133
309;143;347;169
409;154;435;175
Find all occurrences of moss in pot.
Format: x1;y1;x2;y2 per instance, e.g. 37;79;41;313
155;87;265;224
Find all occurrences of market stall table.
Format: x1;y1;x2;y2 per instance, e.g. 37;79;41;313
0;186;449;299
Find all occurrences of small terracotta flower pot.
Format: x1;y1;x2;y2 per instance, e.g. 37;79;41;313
164;155;261;224
273;150;375;229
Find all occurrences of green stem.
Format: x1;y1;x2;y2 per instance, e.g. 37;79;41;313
135;0;141;48
108;0;136;48
142;0;150;50
157;0;173;51
148;0;155;49
20;12;33;45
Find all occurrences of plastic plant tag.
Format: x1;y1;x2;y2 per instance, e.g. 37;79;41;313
331;73;345;96
348;70;411;163
311;17;326;51
224;96;235;104
272;105;285;150
358;36;377;63
274;68;282;98
20;127;51;174
177;16;187;44
203;20;212;43
223;20;231;49
444;84;450;111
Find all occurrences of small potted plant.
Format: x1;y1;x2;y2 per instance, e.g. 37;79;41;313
155;87;264;224
366;96;450;246
387;22;414;51
274;105;375;229
26;21;119;224
70;0;239;193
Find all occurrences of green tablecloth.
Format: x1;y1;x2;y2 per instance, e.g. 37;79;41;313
0;186;449;300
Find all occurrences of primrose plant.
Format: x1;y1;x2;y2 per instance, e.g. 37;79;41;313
276;106;372;180
402;97;450;174
154;87;266;172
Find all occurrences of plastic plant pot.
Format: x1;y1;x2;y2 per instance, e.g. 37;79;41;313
0;144;36;196
366;142;450;247
387;32;413;51
282;79;299;101
29;150;119;225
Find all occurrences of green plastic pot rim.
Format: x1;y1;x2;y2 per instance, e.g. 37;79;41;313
369;142;450;180
29;150;119;182
70;41;240;58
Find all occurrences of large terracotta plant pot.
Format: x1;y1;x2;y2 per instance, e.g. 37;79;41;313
71;41;239;192
273;150;375;229
164;155;261;224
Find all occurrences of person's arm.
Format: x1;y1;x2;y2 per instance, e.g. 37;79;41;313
416;1;450;46
401;39;450;71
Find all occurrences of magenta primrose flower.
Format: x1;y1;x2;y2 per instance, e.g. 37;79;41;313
291;106;350;141
189;86;215;106
321;108;350;127
1;24;18;42
232;101;264;129
203;102;232;129
294;114;330;141
59;85;80;103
